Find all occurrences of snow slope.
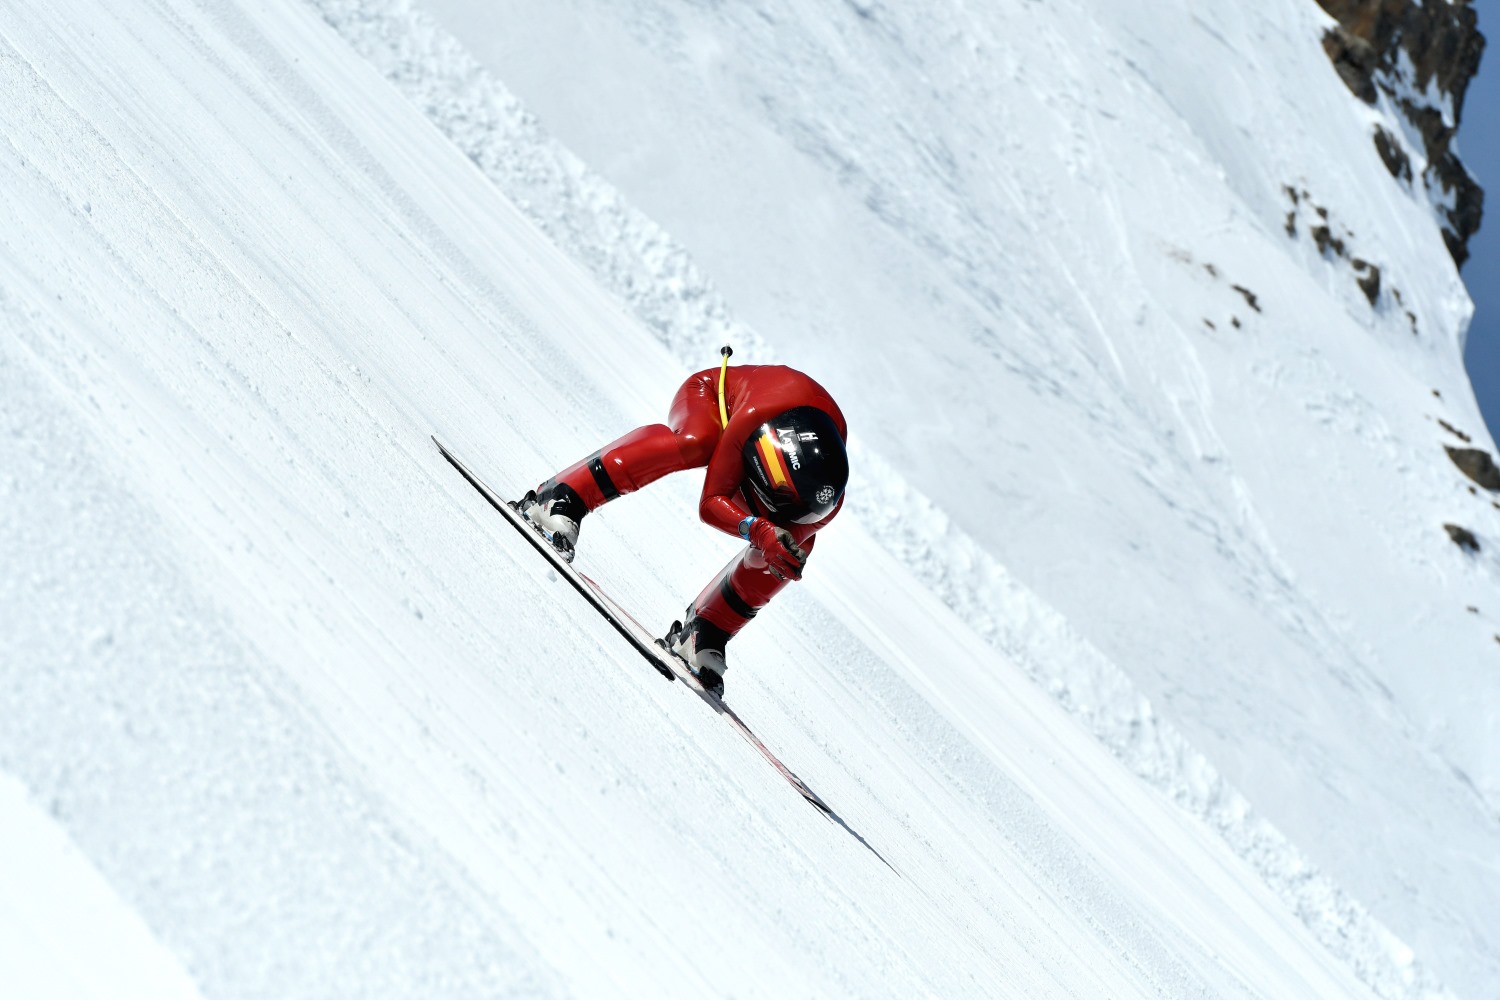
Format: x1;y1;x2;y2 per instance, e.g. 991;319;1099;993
0;0;1434;997
361;0;1500;995
0;773;201;1000
0;0;1472;997
0;1;1390;996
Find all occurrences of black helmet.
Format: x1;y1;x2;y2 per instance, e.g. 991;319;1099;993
741;406;848;524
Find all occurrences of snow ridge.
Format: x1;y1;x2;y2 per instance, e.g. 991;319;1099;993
307;2;1451;997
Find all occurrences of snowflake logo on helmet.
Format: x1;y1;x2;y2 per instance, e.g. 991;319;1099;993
742;407;848;524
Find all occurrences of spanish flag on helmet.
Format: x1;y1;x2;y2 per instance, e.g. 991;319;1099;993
740;406;849;525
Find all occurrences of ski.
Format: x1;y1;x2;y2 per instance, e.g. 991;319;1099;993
433;435;895;872
432;434;677;682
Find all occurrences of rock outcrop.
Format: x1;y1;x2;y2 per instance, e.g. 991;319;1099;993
1317;0;1486;265
1445;522;1482;552
1446;445;1500;490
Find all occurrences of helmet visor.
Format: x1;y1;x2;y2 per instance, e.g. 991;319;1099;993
746;476;841;524
744;418;846;524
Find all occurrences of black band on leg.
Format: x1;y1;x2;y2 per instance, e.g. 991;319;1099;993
718;577;759;620
588;453;621;501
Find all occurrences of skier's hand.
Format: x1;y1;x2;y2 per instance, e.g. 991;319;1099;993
747;517;807;581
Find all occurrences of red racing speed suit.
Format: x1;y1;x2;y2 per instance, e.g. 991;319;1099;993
540;364;847;637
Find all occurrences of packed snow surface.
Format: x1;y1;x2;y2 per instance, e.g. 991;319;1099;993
0;773;201;1000
399;0;1500;995
0;0;1491;997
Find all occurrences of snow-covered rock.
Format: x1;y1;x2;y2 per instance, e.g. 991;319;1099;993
1316;0;1485;263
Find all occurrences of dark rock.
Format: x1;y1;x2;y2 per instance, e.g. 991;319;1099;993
1353;260;1381;304
1444;523;1481;552
1373;125;1413;184
1311;224;1346;257
1441;181;1484;267
1438;418;1471;443
1322;26;1381;102
1315;0;1486;264
1445;446;1500;490
1316;0;1484;123
1397;97;1486;265
1231;284;1262;312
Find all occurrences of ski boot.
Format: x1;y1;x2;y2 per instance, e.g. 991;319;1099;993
517;481;587;562
666;615;730;698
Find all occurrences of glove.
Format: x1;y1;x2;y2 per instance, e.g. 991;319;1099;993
746;517;807;581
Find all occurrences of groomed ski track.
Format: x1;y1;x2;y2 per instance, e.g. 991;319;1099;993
0;1;1394;996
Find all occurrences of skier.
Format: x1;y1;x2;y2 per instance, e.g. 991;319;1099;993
519;350;849;697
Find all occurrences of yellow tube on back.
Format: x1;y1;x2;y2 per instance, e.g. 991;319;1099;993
717;344;733;429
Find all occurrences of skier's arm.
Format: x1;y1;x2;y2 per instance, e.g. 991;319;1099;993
698;416;755;537
699;491;752;538
698;444;806;581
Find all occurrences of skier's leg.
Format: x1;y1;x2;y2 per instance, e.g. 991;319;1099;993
670;536;817;694
524;371;722;557
539;370;722;510
543;423;687;509
692;534;819;637
665;369;723;466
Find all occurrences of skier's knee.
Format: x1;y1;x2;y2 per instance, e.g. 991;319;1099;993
675;429;716;467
